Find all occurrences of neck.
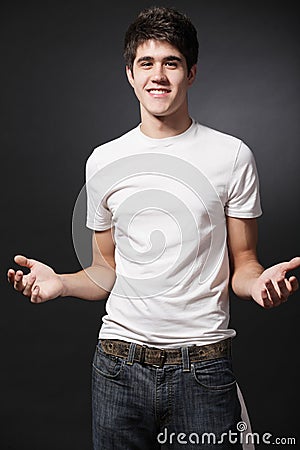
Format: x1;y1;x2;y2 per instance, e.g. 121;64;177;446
140;108;192;139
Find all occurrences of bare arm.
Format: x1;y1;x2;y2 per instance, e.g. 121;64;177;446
7;228;116;303
60;228;116;300
227;217;299;308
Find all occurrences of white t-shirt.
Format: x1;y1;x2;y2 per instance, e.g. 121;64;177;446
86;119;262;348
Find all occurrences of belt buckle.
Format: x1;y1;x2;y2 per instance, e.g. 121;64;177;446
158;349;166;368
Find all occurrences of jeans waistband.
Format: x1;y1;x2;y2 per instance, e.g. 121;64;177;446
100;338;232;369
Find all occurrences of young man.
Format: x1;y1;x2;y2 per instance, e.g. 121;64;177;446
8;6;299;450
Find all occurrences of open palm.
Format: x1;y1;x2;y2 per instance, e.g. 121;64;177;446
7;255;64;303
251;257;300;308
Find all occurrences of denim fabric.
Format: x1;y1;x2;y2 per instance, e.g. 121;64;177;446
92;340;242;449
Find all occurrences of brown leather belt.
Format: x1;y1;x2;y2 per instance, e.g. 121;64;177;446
100;338;231;368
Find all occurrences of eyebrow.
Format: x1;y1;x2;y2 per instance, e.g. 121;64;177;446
136;55;183;64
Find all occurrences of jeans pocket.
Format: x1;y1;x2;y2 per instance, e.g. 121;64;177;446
92;342;125;379
191;357;236;391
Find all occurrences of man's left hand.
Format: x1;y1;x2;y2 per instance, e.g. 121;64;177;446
250;257;300;308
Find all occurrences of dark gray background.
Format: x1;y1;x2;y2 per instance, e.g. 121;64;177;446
1;1;299;448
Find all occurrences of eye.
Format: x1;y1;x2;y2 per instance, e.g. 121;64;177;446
141;62;152;68
165;61;178;68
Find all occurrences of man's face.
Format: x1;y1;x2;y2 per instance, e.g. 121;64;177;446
126;40;196;120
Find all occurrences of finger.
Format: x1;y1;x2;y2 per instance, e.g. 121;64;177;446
277;278;291;302
282;256;300;274
265;279;281;307
30;285;40;303
23;274;36;297
14;270;26;292
260;287;273;309
289;276;299;293
7;269;16;284
14;255;34;269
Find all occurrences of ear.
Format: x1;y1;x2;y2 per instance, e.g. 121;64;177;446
126;65;135;88
187;64;197;87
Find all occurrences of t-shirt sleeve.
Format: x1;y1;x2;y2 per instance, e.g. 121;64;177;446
225;141;262;218
85;152;113;231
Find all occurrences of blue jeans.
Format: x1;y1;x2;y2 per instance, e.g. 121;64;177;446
92;340;242;449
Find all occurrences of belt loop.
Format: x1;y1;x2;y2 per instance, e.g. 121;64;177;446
181;347;190;372
227;338;232;357
126;342;137;365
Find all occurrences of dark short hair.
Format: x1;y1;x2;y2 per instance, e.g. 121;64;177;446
124;6;199;73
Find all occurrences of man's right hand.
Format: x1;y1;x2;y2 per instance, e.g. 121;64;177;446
7;255;64;303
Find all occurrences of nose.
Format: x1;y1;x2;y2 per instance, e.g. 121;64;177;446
151;64;168;84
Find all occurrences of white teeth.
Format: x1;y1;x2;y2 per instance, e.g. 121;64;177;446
149;89;169;94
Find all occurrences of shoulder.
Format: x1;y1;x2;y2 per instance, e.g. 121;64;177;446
194;121;242;151
90;125;139;158
193;121;256;164
86;125;139;174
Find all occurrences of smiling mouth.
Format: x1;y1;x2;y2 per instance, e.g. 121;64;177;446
147;89;171;94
